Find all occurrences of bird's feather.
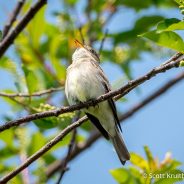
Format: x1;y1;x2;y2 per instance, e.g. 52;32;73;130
86;113;109;140
90;59;122;132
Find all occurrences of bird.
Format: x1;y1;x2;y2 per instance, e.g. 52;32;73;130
65;39;130;164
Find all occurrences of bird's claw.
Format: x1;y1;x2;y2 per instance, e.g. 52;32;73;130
89;99;99;109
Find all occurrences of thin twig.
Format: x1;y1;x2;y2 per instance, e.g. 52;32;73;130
9;97;30;111
56;112;80;184
0;54;183;133
79;26;85;44
0;87;63;98
46;130;100;178
119;71;184;122
56;129;77;184
98;29;108;55
161;52;182;66
45;71;184;178
1;70;184;183
0;0;47;58
102;7;117;27
0;116;87;184
2;0;25;39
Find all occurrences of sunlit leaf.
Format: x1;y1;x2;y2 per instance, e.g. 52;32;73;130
33;103;74;129
110;168;140;184
135;16;164;30
140;30;184;52
130;153;149;171
180;60;184;66
110;168;131;183
27;132;46;155
154;169;184;184
175;0;184;6
114;16;164;44
116;0;151;10
27;7;46;49
0;147;18;160
0;129;14;148
0;57;17;73
157;18;184;33
144;146;158;171
22;65;40;94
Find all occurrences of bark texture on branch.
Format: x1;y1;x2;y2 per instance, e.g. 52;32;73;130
0;0;47;58
0;54;183;133
46;71;184;178
0;54;183;183
2;0;25;39
0;116;87;184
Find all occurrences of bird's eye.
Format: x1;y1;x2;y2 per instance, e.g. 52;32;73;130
90;49;96;54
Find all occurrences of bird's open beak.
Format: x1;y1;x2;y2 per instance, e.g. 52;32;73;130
74;39;84;48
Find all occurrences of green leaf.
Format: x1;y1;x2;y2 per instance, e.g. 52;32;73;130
27;6;46;49
135;16;164;31
144;146;154;163
160;159;182;173
130;153;149;171
129;167;144;184
43;154;56;165
140;30;184;52
180;60;184;66
157;18;184;33
110;168;131;184
33;103;74;129
116;0;152;10
66;0;78;5
0;147;18;160
34;119;58;129
175;0;184;6
114;16;164;44
22;65;39;94
27;132;46;155
0;129;14;148
154;169;184;184
110;167;141;184
144;146;157;171
49;35;66;80
0;57;17;73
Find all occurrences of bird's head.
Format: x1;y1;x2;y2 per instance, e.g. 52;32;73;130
72;40;100;62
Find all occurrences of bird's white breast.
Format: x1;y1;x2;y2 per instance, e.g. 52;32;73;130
65;61;105;105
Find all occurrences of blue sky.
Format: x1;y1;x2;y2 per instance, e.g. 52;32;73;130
0;1;184;184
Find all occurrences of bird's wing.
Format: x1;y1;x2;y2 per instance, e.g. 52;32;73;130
85;112;109;139
91;60;122;132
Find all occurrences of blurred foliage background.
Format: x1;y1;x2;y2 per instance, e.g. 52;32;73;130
0;0;184;183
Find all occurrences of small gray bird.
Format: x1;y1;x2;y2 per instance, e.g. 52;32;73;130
65;40;130;164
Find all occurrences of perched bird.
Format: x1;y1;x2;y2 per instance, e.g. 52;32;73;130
65;40;130;164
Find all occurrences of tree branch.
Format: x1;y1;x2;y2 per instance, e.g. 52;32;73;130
0;87;63;98
119;71;184;122
0;0;47;58
46;130;100;179
102;10;117;27
55;129;77;184
0;54;183;132
45;71;184;178
55;112;80;184
1;69;184;183
98;29;108;55
0;116;88;184
162;52;182;66
2;0;25;39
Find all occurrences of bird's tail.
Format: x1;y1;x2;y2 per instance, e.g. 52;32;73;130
110;129;130;165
